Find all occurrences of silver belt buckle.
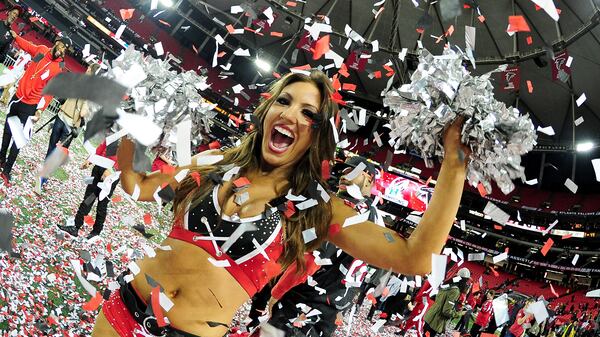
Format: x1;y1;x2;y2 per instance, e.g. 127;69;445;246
141;316;166;337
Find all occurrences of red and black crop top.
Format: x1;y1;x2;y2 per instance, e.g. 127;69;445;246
168;184;284;297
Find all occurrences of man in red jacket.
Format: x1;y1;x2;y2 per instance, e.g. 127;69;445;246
0;31;67;185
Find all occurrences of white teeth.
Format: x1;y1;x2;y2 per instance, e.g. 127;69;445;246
274;125;294;139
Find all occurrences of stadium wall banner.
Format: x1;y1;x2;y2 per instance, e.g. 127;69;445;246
450;236;600;274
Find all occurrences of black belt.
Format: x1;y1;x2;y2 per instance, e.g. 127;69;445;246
117;275;230;337
118;278;209;337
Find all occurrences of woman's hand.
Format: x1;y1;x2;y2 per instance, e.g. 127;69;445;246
442;116;470;169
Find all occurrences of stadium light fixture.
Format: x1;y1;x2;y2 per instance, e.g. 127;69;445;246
255;57;272;72
160;0;174;7
576;142;594;152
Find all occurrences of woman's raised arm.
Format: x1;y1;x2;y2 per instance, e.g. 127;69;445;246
328;118;468;275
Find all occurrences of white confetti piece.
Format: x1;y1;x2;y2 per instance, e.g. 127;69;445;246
525;178;538;185
195;155;223;166
468;252;485;261
592;159;600;182
233;48;250;56
493;252;508;264
208;257;231;267
342;211;370;228
537;125;555;136
159;291;174;312
576;93;587;107
302;227;317;243
483;201;510;225
574;116;584;126
572;254;579;266
564;178;578;194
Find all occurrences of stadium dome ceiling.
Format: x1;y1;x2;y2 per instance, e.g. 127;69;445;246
176;0;600;194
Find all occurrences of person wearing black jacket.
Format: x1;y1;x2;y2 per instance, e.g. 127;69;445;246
0;6;20;60
247;156;380;337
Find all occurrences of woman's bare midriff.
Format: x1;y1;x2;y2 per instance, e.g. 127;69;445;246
130;237;250;337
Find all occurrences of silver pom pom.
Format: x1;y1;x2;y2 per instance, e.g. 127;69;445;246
383;48;537;195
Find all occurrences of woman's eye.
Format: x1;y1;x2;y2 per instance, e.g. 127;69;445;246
276;97;289;105
302;110;317;120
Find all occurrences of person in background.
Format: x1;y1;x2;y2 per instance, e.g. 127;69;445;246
56;140;120;240
0;32;67;185
423;267;471;337
0;6;21;61
506;298;535;337
247;156;380;337
470;290;495;337
37;63;102;192
455;291;479;334
150;143;176;172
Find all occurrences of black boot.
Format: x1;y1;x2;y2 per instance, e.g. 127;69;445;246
57;225;79;237
86;231;100;240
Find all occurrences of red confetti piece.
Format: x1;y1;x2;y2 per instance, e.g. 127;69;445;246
541;238;554;256
270;31;283;37
111;195;122;203
119;8;135;20
534;4;541;10
151;287;167;327
208;141;221;149
192;45;198;54
190;171;201;186
272;72;281;79
494;225;503;230
526;36;533;45
321;160;330;180
291;64;312;71
84;215;94;225
508;16;531;32
283;200;296;218
328;223;341;238
106;243;112;254
158;19;171;27
233;177;251;188
490;267;499;277
160;165;176;176
338;63;350;78
260;92;272;100
341;83;357;91
331;91;346;106
82;292;103;311
382;287;390;297
226;24;235;33
331;75;342;91
562;234;572;240
380;312;388;319
286;1;297;7
313;35;329;60
477;183;488;197
416;28;424;34
527;80;533;93
373;70;381;79
143;213;152;225
478;15;486;23
217;51;227;58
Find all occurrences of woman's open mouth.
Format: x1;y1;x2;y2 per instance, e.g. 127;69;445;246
268;125;295;154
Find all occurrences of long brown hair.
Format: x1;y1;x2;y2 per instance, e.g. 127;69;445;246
174;70;339;271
